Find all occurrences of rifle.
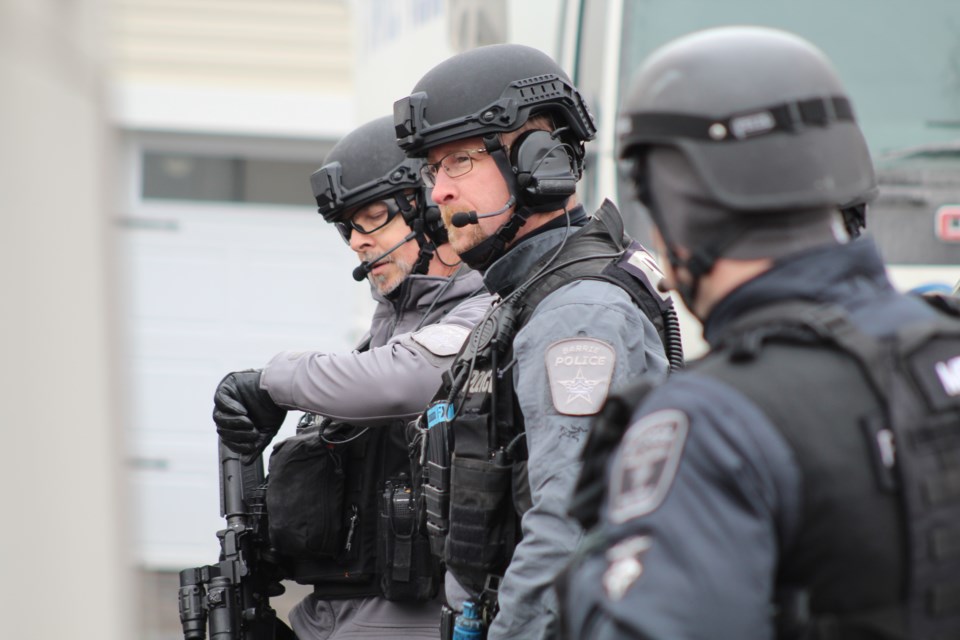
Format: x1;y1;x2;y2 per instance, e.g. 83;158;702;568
178;441;296;640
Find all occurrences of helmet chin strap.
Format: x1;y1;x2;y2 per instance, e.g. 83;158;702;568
645;200;700;312
458;207;531;271
638;172;744;317
411;225;437;276
392;192;438;276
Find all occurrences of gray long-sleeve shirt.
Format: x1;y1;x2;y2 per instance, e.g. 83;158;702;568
260;268;493;424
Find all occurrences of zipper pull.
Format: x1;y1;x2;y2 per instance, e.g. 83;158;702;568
344;504;359;552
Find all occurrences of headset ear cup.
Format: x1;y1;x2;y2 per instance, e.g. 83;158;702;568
423;203;448;245
508;129;538;178
417;188;448;245
510;129;578;210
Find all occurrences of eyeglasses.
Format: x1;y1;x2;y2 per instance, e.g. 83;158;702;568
335;194;414;243
420;148;488;187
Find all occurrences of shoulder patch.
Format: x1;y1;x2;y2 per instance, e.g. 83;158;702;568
602;535;652;601
609;409;689;523
410;323;471;357
620;243;671;304
545;338;616;416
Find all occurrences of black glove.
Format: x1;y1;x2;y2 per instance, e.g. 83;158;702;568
213;369;286;457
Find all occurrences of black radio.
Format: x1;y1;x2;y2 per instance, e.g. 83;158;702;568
377;475;440;601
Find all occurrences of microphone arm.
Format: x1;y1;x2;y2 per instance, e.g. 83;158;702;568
450;196;517;228
352;230;418;281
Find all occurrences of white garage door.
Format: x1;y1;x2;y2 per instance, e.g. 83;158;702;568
120;199;374;569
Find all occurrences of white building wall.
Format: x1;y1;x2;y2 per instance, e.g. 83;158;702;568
109;0;356;138
1;1;133;637
109;0;353;92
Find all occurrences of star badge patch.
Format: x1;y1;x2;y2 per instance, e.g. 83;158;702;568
545;338;616;416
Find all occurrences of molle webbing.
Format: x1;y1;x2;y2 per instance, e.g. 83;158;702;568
706;299;960;640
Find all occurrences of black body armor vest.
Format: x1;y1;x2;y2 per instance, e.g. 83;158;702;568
420;202;680;598
266;341;438;601
570;294;960;640
708;298;960;640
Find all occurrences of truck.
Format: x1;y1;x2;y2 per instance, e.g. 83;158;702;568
355;0;960;354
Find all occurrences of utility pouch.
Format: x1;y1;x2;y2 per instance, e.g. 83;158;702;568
277;418;390;595
377;477;439;601
440;605;457;640
423;400;455;557
266;425;344;560
445;452;514;592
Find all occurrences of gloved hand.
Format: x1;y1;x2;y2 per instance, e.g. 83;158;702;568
213;369;286;457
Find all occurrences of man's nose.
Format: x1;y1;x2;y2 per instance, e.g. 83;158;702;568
349;229;374;252
429;169;456;205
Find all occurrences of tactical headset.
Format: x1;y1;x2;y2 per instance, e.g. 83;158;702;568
394;44;597;269
504;127;580;212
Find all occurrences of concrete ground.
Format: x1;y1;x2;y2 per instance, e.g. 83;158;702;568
140;569;313;640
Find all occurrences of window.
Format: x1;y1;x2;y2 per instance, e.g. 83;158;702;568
142;152;324;207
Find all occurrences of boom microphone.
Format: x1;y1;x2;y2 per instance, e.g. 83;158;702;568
352;230;418;281
450;196;517;228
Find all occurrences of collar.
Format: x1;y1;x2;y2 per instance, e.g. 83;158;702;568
372;268;482;312
368;268;484;337
703;238;893;346
481;205;588;296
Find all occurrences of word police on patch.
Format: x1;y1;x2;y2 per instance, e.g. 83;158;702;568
545;338;616;416
609;409;689;523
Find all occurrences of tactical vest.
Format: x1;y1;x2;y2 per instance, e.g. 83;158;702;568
570;294;960;640
420;202;680;599
266;343;439;601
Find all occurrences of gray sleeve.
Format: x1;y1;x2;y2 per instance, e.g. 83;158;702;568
259;293;492;425
435;288;493;330
562;373;802;640
487;280;668;640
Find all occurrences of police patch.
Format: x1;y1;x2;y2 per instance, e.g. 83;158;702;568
411;323;471;357
609;409;689;523
620;243;671;305
545;338;616;416
602;535;652;601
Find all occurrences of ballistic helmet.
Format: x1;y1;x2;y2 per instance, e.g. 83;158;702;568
394;43;596;169
311;117;420;221
618;26;876;212
310;116;446;246
392;45;597;270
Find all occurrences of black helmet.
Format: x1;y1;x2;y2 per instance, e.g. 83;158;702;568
394;43;596;164
618;26;876;212
393;45;596;270
311;116;423;224
311;116;447;244
309;116;447;274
